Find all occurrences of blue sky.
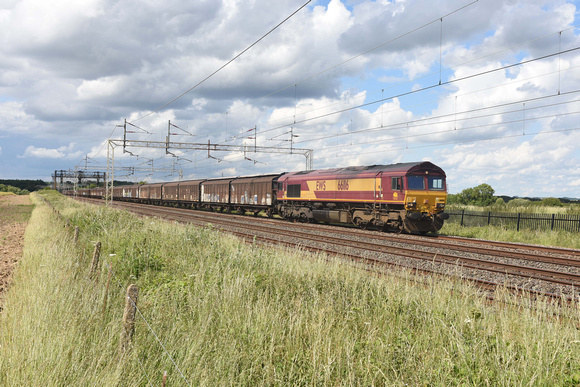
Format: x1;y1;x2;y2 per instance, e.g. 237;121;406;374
1;0;580;197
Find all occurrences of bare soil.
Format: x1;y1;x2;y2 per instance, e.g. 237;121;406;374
0;194;33;310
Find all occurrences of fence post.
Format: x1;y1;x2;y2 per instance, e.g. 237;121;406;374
102;264;112;315
120;284;139;354
517;213;521;232
74;226;79;243
460;209;465;226
487;211;491;225
90;242;101;279
551;213;555;231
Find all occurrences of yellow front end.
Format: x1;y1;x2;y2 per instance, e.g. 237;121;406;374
403;190;447;233
405;190;446;215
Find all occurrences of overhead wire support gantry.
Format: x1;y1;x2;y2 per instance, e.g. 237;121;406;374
105;138;313;205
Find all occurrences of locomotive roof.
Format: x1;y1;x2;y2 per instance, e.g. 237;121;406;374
287;161;445;177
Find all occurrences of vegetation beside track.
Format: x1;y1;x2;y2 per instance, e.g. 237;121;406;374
1;191;579;385
441;222;580;249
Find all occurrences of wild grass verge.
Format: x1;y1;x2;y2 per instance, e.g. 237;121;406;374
1;191;579;385
440;222;580;250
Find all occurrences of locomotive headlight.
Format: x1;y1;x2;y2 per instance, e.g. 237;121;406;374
406;197;417;209
436;197;445;208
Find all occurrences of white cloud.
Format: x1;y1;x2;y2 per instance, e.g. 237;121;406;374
19;143;82;159
76;76;126;101
3;0;103;46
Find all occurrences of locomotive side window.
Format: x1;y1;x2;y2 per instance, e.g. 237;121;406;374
277;182;284;191
407;175;425;190
428;176;444;190
287;184;301;198
391;177;402;190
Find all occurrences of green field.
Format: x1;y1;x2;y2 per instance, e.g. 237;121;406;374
1;191;579;385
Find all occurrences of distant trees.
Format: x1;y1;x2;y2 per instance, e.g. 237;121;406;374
450;183;496;206
0;179;48;192
539;197;563;207
0;184;30;195
448;186;569;209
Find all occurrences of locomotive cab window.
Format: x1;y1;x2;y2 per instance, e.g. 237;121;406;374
391;177;403;190
277;182;284;191
428;176;444;190
407;175;425;190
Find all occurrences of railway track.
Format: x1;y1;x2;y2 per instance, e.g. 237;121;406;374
74;197;580;302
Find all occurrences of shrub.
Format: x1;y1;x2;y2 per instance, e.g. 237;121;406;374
540;197;563;207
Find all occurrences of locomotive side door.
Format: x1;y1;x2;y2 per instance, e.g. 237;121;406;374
374;171;383;208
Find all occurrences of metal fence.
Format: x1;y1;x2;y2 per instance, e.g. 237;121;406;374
445;209;580;232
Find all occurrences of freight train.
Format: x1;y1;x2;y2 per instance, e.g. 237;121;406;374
68;161;449;233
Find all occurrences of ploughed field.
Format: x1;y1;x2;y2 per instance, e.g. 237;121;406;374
76;197;580;301
0;194;33;309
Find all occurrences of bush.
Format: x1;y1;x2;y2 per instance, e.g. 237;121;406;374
0;184;30;195
540;197;563;207
455;184;495;206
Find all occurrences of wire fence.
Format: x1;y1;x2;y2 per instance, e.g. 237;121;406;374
446;209;580;232
40;194;190;386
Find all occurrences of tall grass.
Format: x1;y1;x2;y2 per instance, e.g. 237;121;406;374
441;222;580;249
446;202;580;215
1;191;579;385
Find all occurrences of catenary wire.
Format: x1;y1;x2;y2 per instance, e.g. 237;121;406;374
322;126;580;162
224;21;578;132
132;1;312;123
225;0;480;115
255;46;580;138
296;90;580;144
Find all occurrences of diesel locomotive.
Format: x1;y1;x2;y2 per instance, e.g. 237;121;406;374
69;161;449;233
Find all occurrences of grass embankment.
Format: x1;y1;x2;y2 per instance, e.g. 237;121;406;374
1;191;579;385
440;222;580;250
442;202;580;249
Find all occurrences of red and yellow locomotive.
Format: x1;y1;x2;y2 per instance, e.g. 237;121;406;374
276;161;448;233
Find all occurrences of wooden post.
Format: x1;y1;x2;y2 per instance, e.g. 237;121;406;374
102;264;112;315
120;284;139;353
163;371;167;387
74;226;79;243
90;242;101;279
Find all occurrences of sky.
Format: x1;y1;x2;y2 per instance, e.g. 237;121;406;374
1;0;579;197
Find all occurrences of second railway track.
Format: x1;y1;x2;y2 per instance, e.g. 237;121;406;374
76;197;580;301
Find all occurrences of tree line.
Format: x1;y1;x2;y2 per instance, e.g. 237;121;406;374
447;183;575;207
